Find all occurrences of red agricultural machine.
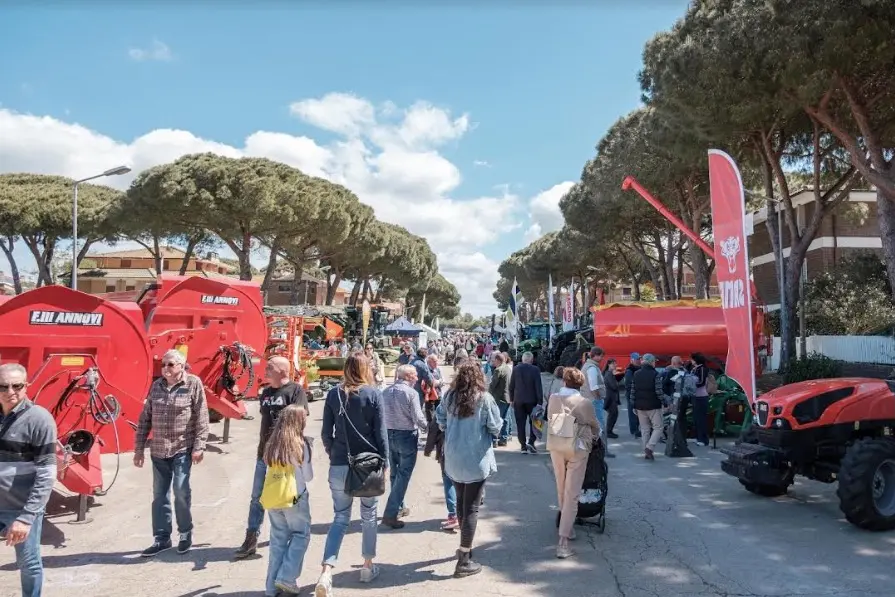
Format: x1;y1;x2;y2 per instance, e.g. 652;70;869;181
0;274;266;521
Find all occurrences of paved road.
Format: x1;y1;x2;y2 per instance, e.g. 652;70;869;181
2;370;894;596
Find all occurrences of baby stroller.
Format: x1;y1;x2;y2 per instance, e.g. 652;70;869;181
555;438;608;533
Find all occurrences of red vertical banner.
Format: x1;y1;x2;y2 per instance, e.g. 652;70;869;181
708;149;755;402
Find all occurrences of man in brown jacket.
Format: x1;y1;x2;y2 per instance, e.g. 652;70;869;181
488;352;512;446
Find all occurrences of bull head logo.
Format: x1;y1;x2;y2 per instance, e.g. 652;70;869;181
720;236;741;274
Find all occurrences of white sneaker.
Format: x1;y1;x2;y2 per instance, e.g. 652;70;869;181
696;441;708;447
314;572;333;597
360;564;380;583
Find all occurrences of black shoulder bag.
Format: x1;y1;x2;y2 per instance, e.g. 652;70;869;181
338;387;386;498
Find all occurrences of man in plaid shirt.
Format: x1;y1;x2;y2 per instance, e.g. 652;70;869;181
134;349;210;557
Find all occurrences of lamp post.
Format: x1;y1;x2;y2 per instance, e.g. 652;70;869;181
71;166;131;290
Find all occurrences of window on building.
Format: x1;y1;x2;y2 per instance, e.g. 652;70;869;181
105;285;116;293
121;259;132;268
278;284;292;292
622;287;632;297
125;285;136;291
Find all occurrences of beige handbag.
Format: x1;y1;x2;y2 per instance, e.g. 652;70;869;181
546;402;577;453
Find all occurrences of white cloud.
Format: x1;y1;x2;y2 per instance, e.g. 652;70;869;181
0;96;561;315
524;181;576;242
473;160;491;168
128;39;173;62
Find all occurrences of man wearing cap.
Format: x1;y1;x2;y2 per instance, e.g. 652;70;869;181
624;353;642;438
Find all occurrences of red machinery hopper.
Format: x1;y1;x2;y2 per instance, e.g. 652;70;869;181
133;275;267;441
0;286;152;520
593;300;769;374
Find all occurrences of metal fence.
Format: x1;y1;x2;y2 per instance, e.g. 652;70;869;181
768;335;895;370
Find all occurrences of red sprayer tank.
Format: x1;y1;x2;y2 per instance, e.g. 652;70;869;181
0;286;152;500
593;300;768;373
134;275;267;429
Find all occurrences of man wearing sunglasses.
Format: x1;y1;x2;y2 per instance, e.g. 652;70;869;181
134;349;210;558
0;362;57;597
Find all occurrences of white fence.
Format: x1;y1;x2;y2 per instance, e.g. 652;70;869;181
767;335;895;370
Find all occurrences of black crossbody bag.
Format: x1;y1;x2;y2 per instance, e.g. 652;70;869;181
338;387;386;497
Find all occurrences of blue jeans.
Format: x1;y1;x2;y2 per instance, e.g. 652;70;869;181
247;459;267;535
593;398;608;446
322;465;378;567
442;469;456;517
151;453;193;541
627;397;641;436
0;509;43;597
497;402;510;442
266;495;311;595
384;429;419;519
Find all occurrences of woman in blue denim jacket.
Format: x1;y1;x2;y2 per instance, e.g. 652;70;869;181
436;360;503;579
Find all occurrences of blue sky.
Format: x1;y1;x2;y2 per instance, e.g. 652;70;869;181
0;2;689;314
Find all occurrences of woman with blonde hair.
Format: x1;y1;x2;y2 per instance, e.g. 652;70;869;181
546;367;600;559
314;355;388;597
262;405;314;596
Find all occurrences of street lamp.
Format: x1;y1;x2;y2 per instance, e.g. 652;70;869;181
71;166;132;290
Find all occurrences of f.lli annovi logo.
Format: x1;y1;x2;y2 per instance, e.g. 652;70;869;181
29;310;104;326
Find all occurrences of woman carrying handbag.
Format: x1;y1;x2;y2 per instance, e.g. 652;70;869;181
315;355;389;597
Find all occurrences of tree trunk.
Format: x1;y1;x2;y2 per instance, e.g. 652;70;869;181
676;243;685;298
287;258;306;305
179;235;201;276
362;277;373;302
781;251;805;366
326;270;342;305
153;235;162;275
260;241;280;293
24;237;54;287
373;277;385;303
876;188;895;303
632;244;661;297
349;279;362;306
690;245;709;299
0;236;23;294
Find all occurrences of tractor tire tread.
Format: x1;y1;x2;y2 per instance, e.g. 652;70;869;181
837;436;895;531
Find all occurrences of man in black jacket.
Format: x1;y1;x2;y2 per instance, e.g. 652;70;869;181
234;356;308;558
631;353;665;460
624;353;642;438
508;351;544;454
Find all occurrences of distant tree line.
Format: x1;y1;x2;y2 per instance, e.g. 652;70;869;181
0;153;461;323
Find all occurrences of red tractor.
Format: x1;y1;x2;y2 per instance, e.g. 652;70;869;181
721;378;895;531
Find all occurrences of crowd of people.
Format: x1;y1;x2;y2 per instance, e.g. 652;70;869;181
0;333;715;597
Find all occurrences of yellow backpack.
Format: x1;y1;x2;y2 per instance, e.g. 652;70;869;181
259;464;298;510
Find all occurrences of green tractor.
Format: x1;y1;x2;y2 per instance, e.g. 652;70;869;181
511;322;560;370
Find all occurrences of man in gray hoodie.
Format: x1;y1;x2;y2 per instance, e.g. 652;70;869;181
0;363;57;597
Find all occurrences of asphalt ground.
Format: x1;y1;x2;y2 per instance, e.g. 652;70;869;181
2;369;894;596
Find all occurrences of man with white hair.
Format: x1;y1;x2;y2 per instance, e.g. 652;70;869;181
234;356;308;559
508;351;543;453
381;364;427;529
631;353;665;460
134;349;210;557
0;363;57;597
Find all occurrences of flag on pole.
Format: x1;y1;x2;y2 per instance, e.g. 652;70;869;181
506;277;521;346
547;273;556;348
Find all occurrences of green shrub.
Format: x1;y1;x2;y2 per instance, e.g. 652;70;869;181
781;352;843;384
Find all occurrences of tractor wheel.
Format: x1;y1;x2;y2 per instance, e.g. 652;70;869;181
736;424;759;445
837;437;895;531
208;409;224;423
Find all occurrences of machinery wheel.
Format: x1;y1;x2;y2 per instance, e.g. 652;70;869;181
208;409;224;423
737;424;759;445
837;437;895;531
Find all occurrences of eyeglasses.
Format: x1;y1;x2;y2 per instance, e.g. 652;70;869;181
161;362;180;368
0;383;26;393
